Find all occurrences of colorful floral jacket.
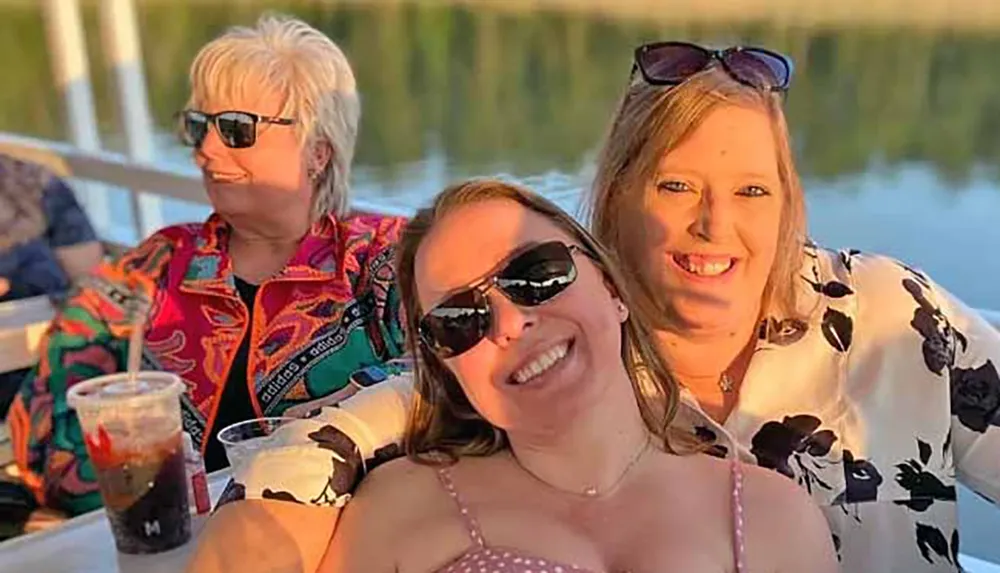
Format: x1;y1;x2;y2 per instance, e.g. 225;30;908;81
6;212;407;515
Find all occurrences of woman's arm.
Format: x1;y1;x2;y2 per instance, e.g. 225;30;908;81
188;458;413;573
189;384;414;572
927;277;1000;503
185;500;341;573
53;242;104;282
851;254;1000;505
41;175;102;282
213;373;413;511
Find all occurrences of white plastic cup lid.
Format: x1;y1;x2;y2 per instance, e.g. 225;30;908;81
67;371;183;412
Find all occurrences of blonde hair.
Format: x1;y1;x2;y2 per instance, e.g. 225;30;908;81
397;179;689;463
187;13;359;219
586;67;806;326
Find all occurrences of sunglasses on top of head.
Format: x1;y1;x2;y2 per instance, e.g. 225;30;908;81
178;109;296;149
418;241;591;359
632;41;794;92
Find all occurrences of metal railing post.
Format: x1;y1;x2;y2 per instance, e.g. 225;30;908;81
100;0;162;240
42;0;112;233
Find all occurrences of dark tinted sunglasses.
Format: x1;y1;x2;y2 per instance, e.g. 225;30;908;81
178;109;295;149
633;41;793;92
419;241;585;358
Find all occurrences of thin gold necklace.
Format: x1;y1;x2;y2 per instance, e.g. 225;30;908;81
511;435;652;498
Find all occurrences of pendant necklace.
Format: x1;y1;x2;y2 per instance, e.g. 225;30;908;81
511;435;652;498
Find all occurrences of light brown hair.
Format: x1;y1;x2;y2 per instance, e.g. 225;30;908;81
586;67;807;327
397;179;685;463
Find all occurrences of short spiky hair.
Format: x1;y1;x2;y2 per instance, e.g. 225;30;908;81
187;13;359;218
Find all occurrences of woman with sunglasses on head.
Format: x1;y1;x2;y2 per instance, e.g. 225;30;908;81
8;14;406;520
317;178;836;573
586;42;1000;572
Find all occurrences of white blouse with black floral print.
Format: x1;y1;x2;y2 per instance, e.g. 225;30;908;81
673;244;1000;572
226;243;1000;573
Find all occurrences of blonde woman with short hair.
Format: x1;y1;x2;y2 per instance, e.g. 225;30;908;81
9;14;407;520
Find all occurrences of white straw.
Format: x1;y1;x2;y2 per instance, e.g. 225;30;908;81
126;300;147;384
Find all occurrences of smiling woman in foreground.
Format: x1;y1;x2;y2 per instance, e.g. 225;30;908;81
318;179;836;573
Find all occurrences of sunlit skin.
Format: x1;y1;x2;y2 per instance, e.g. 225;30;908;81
640;105;784;419
191;88;331;281
194;88;317;237
415;198;634;442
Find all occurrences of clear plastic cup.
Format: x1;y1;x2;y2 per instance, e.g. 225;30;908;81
67;371;190;554
217;417;298;475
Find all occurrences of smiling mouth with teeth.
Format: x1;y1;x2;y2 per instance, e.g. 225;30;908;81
207;172;245;183
510;340;572;385
672;253;736;277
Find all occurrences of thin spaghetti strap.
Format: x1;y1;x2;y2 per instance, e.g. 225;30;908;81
731;459;747;573
435;467;487;548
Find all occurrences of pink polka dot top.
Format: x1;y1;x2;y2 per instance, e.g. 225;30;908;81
433;460;747;573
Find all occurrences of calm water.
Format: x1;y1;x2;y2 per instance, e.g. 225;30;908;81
1;2;999;310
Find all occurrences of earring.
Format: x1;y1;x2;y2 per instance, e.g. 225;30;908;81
617;301;629;321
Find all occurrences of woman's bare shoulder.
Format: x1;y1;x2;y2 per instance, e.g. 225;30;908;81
657;453;836;571
322;457;449;572
352;456;445;512
737;462;839;572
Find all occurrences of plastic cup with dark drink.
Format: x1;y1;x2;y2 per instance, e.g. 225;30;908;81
67;371;191;554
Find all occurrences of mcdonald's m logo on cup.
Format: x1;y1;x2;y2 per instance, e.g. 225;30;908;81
143;520;161;537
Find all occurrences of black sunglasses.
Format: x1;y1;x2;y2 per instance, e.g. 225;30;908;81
178;109;296;149
633;41;794;92
418;241;585;358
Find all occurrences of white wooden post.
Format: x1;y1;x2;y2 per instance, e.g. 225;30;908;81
100;0;163;240
42;0;112;233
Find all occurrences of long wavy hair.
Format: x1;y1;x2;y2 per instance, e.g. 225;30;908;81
397;179;690;463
